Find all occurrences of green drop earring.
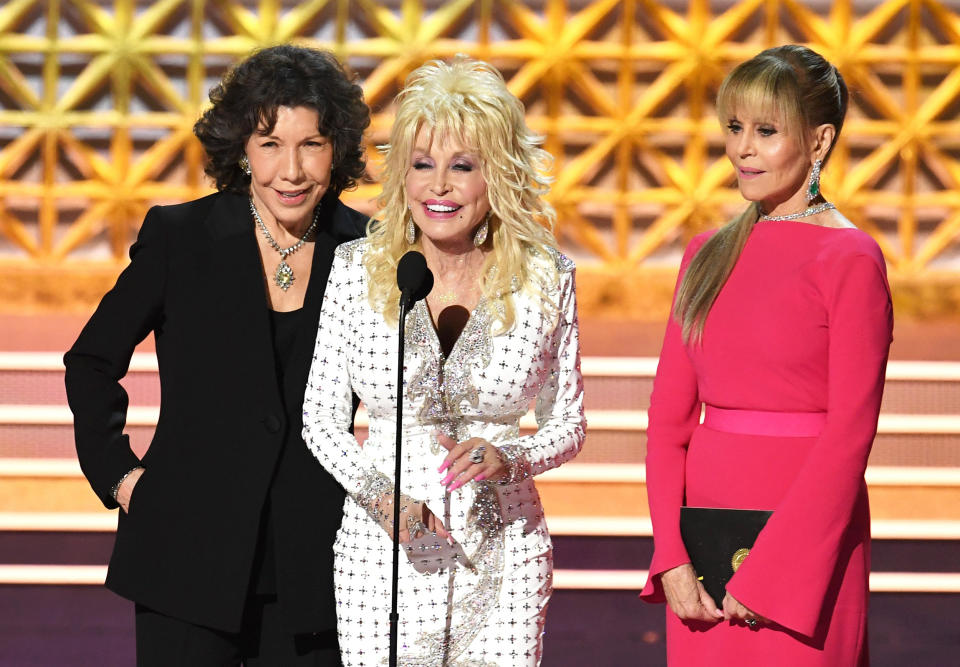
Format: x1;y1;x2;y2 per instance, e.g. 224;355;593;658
806;159;822;202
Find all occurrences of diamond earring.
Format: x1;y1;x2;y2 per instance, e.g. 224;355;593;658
473;213;489;247
806;159;822;202
239;155;251;176
405;217;417;244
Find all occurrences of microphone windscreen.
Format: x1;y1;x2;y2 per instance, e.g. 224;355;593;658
396;251;434;303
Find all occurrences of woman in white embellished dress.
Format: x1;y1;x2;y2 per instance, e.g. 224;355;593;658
302;57;585;666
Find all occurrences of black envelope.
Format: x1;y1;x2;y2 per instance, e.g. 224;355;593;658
679;506;773;609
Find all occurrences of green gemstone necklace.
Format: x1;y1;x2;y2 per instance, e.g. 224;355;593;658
250;197;319;291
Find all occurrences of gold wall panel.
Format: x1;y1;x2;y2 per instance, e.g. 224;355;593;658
1;0;959;317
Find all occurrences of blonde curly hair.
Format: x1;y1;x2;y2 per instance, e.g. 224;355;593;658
364;56;559;331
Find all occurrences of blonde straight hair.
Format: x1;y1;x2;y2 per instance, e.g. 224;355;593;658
674;45;848;344
364;56;559;331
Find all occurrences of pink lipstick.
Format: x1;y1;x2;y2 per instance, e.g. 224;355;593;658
421;199;462;219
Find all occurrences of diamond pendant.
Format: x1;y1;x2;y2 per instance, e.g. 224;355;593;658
274;260;294;291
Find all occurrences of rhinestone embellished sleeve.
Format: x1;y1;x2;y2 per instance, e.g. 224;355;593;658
497;264;586;482
301;240;413;524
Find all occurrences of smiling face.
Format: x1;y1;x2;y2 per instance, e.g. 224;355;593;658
724;109;815;217
245;105;333;232
404;129;490;249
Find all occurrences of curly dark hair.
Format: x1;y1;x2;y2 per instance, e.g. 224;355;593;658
194;45;370;196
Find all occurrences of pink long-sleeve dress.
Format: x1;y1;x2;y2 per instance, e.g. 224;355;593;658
640;220;893;665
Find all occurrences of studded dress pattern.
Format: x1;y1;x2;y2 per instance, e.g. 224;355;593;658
303;239;585;666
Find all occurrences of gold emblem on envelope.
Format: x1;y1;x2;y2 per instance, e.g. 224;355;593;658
731;548;751;572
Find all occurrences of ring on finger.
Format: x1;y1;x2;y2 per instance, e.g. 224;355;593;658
469;445;486;465
406;515;427;540
745;618;758;628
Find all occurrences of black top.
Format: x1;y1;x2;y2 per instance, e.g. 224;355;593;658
269;308;304;386
64;191;365;633
251;307;305;595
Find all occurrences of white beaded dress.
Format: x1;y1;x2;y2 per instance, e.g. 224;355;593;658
302;239;585;666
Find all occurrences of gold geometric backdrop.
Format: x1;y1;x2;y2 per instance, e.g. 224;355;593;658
1;0;960;317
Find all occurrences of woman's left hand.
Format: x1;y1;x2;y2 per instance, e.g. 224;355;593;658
722;592;767;628
436;433;506;491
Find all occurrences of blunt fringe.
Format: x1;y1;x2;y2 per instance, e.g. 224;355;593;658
675;45;848;344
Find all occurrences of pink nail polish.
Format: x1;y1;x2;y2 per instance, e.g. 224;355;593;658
448;481;461;491
441;473;453;485
475;474;486;481
438;461;450;473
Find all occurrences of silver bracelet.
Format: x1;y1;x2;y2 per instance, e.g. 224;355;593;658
495;445;530;484
110;466;144;502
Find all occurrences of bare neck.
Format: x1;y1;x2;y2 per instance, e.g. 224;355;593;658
420;237;487;282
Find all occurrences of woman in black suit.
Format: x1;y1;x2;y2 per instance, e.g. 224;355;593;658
64;45;370;666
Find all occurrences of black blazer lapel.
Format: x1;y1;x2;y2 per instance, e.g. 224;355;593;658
203;192;277;398
282;192;367;404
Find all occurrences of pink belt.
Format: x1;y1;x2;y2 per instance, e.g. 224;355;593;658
703;406;826;437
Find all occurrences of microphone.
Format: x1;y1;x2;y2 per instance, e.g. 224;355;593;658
396;251;434;307
389;249;433;667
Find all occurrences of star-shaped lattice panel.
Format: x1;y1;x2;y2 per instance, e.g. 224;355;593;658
0;0;958;315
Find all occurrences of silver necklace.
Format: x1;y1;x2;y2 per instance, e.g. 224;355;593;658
250;197;320;291
758;201;836;222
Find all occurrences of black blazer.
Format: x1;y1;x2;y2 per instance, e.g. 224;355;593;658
64;190;365;634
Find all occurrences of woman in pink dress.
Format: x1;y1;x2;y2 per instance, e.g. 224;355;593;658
640;45;893;665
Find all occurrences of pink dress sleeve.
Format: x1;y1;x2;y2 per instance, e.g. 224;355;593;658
639;233;713;602
724;241;893;636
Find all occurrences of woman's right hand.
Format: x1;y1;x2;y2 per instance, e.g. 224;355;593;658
116;467;145;514
382;495;450;544
407;502;451;543
659;563;724;622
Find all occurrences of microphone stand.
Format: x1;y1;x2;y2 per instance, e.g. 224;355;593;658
389;290;412;667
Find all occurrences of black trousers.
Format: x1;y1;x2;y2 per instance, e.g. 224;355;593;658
135;596;341;667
